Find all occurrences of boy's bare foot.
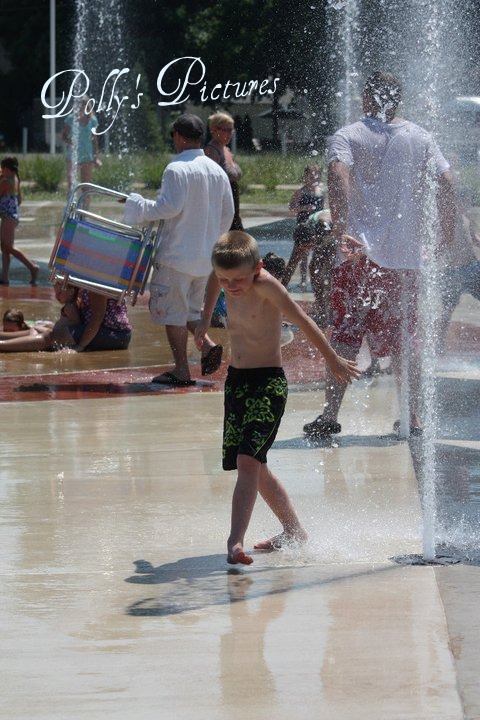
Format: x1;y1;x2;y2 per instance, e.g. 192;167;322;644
227;547;253;565
254;529;308;551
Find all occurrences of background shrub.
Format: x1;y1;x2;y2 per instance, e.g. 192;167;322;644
29;154;64;192
238;153;310;191
140;153;171;189
93;155;133;192
13;150;322;197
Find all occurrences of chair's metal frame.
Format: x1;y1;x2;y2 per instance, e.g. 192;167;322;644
49;183;161;305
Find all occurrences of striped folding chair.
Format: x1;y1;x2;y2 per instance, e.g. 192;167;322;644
49;183;161;304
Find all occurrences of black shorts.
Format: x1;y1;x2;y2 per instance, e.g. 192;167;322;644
222;366;288;471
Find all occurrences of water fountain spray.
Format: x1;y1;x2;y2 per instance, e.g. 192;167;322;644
70;0;129;177
325;0;472;564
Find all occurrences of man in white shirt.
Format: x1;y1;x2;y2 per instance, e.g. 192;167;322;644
124;114;234;385
303;71;455;437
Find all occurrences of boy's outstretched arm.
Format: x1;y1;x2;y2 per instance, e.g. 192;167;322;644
194;271;222;350
298;314;360;383
264;277;361;384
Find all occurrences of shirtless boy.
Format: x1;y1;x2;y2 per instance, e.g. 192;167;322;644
195;231;360;565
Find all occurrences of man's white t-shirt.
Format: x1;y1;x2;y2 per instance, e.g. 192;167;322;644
124;149;234;276
327;117;450;269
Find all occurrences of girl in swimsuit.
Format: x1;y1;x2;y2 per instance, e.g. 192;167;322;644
282;164;326;292
0;156;39;285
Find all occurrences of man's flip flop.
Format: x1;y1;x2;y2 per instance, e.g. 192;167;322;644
151;372;196;386
201;344;223;376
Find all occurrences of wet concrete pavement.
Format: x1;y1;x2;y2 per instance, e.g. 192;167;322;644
0;200;479;719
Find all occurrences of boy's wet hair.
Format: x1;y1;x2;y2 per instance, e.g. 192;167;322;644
212;231;260;269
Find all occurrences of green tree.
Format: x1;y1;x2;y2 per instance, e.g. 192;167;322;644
125;1;337;147
123;63;164;152
0;0;75;148
176;1;337;146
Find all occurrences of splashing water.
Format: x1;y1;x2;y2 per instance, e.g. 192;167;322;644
325;0;477;561
70;0;129;181
327;0;348;10
411;3;449;562
327;0;361;125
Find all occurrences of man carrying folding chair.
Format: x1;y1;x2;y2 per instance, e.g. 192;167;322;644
124;114;234;385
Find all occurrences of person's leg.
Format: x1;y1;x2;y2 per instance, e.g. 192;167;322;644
282;242;307;288
1;217;12;283
78;162;95;209
9;244;39;283
303;257;368;436
384;270;422;434
79;161;93;184
227;453;260;564
462;261;480;301
283;224;314;288
225;367;290;563
164;324;191;380
66;159;74;193
362;334;382;377
324;342;358;420
437;267;461;353
390;350;422;431
152;324;197;384
309;245;324;314
299;254;308;289
149;267;197;382
303;340;357;436
1;217;39;284
254;463;308;549
309;238;335;327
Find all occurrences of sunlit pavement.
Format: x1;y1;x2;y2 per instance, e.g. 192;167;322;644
0;202;479;719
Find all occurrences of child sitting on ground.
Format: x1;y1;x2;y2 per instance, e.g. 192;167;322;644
50;281;80;347
195;230;360;565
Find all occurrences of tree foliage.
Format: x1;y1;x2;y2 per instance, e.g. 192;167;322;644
1;0;479;149
0;0;75;146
